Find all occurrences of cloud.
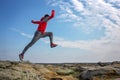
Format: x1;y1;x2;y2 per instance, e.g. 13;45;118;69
53;35;120;61
71;0;84;12
10;28;33;38
57;5;81;22
11;0;120;61
47;0;120;61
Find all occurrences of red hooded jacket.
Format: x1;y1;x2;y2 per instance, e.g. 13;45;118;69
32;10;55;34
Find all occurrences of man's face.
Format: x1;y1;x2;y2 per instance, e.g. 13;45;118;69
45;16;49;18
43;16;49;22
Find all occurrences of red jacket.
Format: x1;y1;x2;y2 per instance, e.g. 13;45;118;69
32;10;55;34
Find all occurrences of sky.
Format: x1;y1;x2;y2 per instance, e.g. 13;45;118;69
0;0;120;63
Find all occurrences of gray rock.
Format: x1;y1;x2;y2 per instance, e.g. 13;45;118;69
79;67;120;80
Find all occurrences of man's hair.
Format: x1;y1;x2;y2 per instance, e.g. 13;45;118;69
44;14;49;17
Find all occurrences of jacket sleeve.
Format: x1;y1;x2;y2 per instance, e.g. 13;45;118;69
48;10;55;20
31;20;41;24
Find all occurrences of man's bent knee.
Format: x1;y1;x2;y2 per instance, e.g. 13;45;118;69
49;32;53;36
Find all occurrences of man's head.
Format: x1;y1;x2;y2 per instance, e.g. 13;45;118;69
44;14;49;18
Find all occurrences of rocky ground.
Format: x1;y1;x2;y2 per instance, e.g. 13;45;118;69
0;60;120;80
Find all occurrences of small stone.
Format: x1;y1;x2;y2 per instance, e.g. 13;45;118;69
50;78;63;80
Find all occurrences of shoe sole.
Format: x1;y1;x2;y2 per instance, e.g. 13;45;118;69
51;45;57;48
19;54;23;62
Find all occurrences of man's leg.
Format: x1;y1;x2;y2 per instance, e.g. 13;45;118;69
42;32;53;44
19;31;41;61
42;32;57;48
22;31;41;54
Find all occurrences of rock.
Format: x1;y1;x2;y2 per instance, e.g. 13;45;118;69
0;61;77;80
50;78;63;80
97;62;107;67
112;61;120;65
114;78;120;80
56;69;74;75
0;60;120;80
79;70;94;80
79;66;120;80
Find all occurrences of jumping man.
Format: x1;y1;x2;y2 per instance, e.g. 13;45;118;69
19;10;57;61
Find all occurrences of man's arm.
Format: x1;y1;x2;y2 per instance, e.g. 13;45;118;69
31;20;41;24
48;10;55;20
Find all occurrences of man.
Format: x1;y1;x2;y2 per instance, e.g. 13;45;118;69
19;10;57;61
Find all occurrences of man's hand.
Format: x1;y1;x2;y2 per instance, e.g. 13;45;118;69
31;20;34;23
52;10;55;13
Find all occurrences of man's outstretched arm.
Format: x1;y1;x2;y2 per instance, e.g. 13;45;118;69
48;10;55;20
31;20;41;24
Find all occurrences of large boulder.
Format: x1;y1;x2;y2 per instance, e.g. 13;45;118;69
79;66;120;80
